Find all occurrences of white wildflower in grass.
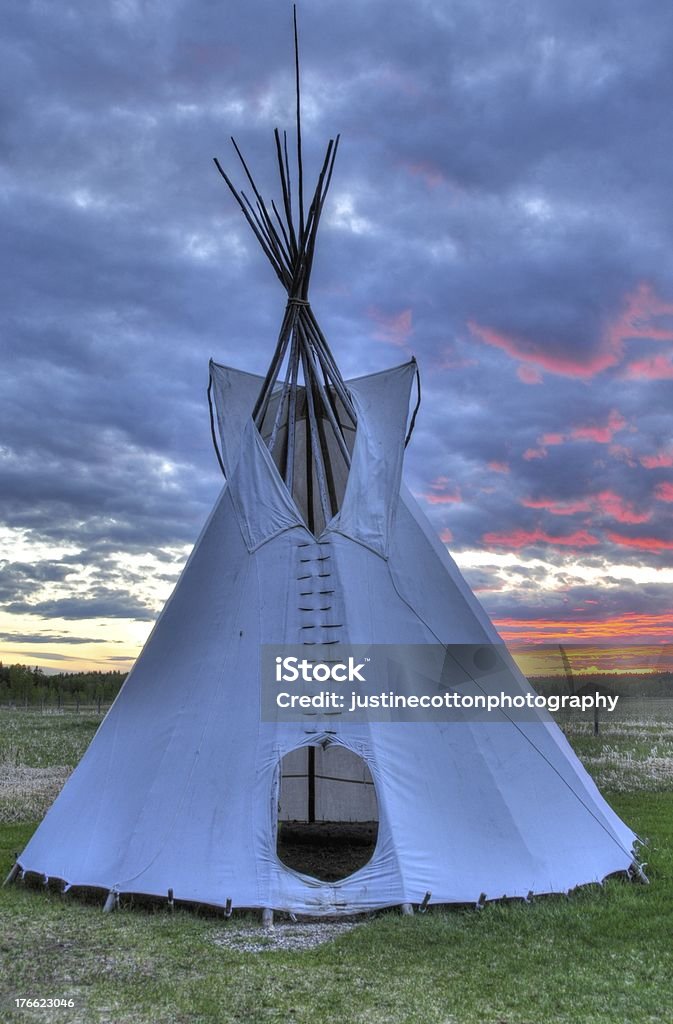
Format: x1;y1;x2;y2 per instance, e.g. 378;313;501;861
562;711;673;792
0;763;72;824
0;707;105;823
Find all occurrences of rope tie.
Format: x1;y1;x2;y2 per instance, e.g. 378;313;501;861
287;297;311;306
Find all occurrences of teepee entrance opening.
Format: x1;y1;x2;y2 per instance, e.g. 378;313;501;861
276;744;379;882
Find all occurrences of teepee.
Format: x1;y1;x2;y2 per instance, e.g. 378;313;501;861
12;15;639;916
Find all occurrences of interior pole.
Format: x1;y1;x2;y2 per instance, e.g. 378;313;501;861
307;745;316;823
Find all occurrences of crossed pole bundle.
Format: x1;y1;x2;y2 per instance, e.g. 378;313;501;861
213;8;356;532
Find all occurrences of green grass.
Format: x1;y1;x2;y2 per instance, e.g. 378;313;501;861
0;709;105;825
0;708;105;769
564;718;673;791
1;709;672;1023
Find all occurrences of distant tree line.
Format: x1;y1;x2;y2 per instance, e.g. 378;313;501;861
532;671;673;698
0;664;127;708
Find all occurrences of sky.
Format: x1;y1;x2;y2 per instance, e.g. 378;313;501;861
2;0;673;673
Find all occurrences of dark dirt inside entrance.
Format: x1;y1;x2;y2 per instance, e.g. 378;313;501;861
277;820;378;881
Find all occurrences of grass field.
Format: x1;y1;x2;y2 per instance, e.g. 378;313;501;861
1;708;672;1024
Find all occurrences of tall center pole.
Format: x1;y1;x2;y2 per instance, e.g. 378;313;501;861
294;5;305;244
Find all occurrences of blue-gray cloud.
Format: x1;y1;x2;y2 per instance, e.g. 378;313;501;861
0;632;118;645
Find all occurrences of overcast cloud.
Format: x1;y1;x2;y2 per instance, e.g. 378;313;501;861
2;0;673;667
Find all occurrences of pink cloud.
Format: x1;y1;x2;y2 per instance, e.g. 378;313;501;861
594;490;650;524
604;280;673;344
368;306;413;348
523;447;547;460
540;433;565;446
440;528;453;543
608;444;637;466
625;354;673;380
570;409;626;443
521;497;592;516
483;528;599;550
655;482;673;502
495;611;673;644
468;281;673;380
641;450;673;468
607;532;673;552
517;364;543;384
425;493;462;505
520;489;649;524
423;477;462;505
467;320;610;378
488;460;510;473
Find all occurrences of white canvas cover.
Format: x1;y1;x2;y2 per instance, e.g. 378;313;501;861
18;360;637;914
